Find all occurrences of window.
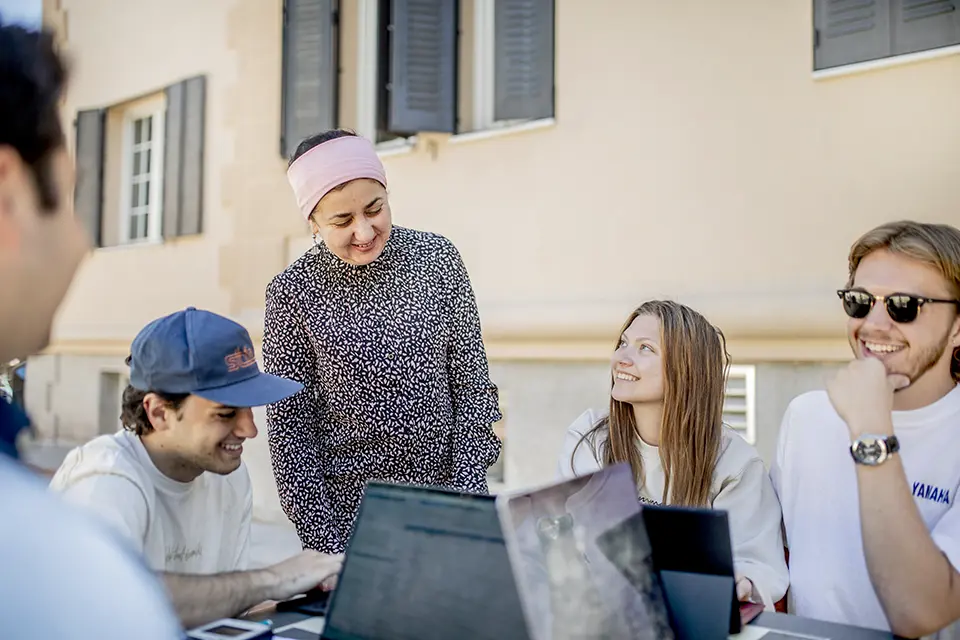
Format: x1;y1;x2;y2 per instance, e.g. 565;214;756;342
723;365;756;445
280;0;340;158
814;0;960;71
122;110;164;243
74;76;207;248
375;0;427;143
470;0;555;132
279;0;555;152
369;0;459;142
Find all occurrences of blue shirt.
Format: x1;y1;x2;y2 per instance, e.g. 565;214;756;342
0;397;29;459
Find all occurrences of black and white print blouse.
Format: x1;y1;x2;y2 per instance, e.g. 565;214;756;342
262;226;503;553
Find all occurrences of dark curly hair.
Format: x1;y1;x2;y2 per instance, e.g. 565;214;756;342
120;356;189;436
0;17;69;211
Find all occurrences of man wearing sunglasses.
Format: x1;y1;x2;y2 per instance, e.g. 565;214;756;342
772;220;960;638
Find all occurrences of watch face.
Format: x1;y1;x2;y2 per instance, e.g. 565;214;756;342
851;437;888;465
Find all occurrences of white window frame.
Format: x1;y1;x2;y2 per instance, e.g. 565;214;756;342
119;101;165;245
472;0;533;132
811;1;960;78
813;43;960;79
355;0;553;145
355;0;378;143
355;0;416;153
724;364;757;445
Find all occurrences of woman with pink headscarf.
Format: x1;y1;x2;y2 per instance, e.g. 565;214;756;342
263;129;502;554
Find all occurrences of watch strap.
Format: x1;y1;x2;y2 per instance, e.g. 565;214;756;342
886;435;900;454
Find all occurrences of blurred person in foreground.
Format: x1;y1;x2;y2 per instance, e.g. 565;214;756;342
51;308;345;628
0;16;183;639
773;221;960;638
558;300;789;609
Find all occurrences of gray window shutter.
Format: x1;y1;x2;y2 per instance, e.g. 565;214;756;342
163;81;183;240
388;0;458;134
814;0;892;70
494;0;555;121
281;0;339;159
163;75;206;238
892;0;960;55
74;109;105;247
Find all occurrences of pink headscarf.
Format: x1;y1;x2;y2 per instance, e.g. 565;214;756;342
285;135;388;220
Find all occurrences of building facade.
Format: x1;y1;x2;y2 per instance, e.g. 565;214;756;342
31;0;960;520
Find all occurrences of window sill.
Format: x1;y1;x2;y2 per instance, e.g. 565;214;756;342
94;234;205;252
375;136;417;158
95;238;164;252
449;117;556;145
813;44;960;80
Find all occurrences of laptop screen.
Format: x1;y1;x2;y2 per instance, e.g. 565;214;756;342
496;463;675;640
322;483;530;640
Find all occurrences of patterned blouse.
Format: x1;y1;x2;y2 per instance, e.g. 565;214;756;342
262;226;503;553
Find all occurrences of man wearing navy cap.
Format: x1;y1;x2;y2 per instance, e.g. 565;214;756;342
51;307;343;628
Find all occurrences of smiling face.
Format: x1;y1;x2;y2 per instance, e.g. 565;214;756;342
611;314;665;405
310;178;391;266
847;249;960;406
145;394;258;477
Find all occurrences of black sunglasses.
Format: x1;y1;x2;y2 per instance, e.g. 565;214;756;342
837;289;960;324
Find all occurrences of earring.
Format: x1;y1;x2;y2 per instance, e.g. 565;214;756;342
312;232;319;248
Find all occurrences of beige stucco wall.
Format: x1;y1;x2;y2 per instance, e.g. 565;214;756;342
35;0;960;516
24;353;128;443
45;0;960;355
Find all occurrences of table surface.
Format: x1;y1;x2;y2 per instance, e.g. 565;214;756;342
245;607;895;640
747;613;894;639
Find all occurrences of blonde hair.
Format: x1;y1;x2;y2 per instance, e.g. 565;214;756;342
848;220;960;382
573;300;730;507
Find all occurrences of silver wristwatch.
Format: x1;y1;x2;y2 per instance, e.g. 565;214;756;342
849;434;900;466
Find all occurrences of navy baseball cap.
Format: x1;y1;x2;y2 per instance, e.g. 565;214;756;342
128;307;303;408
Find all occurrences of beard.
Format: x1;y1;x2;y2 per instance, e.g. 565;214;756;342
894;335;951;387
181;446;241;477
849;327;953;391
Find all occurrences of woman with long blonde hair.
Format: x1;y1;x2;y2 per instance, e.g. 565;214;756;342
557;300;788;607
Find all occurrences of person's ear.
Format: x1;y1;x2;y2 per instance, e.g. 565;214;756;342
143;394;175;432
0;145;29;253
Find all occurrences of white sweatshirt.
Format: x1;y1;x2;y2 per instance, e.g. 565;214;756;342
50;430;252;574
556;408;789;608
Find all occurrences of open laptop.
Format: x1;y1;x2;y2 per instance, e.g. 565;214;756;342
310;463;671;640
494;462;675;640
317;482;530;640
595;505;892;640
494;472;877;640
594;505;752;639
